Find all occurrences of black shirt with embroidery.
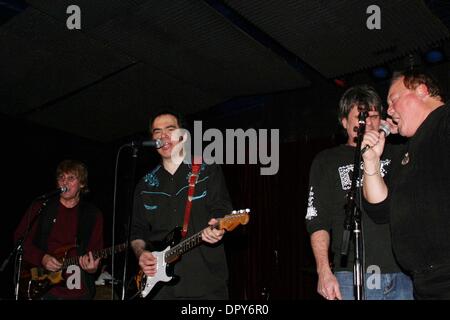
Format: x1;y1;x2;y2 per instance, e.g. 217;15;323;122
305;144;403;273
364;104;450;273
131;162;232;298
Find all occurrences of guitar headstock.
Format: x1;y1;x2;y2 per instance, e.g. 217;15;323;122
219;209;250;231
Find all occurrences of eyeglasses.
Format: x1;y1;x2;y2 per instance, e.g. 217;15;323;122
57;175;78;183
367;114;380;121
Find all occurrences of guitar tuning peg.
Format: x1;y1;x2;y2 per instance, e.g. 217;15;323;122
239;209;244;214
245;208;251;213
231;210;237;214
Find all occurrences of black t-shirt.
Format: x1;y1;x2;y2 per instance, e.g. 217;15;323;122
131;162;232;298
306;144;403;273
365;104;450;273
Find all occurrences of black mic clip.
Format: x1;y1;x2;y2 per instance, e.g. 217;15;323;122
36;186;68;200
358;110;368;123
124;139;164;149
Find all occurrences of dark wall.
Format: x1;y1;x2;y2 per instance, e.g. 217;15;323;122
223;138;337;300
0;114;116;299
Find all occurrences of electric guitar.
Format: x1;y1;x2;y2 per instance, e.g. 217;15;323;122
20;243;127;300
135;209;250;298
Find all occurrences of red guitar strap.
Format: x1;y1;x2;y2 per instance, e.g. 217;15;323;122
181;158;202;238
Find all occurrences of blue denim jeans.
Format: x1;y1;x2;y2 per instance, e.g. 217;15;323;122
335;271;414;300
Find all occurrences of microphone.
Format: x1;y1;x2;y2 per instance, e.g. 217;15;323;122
125;139;164;149
361;123;391;154
36;186;68;200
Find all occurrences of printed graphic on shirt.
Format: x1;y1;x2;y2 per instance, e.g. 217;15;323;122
338;159;391;191
144;165;161;187
185;163;207;181
141;190;171;212
305;186;318;221
175;176;209;196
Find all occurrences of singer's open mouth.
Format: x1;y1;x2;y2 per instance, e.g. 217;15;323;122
387;114;399;125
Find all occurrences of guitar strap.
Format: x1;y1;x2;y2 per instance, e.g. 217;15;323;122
181;159;202;238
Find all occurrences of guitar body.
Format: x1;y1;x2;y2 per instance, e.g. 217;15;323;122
20;268;61;300
19;243;127;300
20;245;76;300
137;227;182;298
135;209;250;298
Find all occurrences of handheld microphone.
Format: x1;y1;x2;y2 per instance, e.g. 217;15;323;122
36;186;68;200
125;139;164;149
361;123;391;154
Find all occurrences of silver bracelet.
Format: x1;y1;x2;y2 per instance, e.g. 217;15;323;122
363;162;380;176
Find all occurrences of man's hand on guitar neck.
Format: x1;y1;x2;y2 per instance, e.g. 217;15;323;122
41;254;63;272
201;218;225;244
79;251;101;274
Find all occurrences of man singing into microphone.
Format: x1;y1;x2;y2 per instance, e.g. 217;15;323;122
130;110;232;299
305;85;413;300
14;159;103;299
362;70;450;299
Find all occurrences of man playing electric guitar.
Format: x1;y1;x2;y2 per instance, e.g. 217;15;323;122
130;110;233;299
14;160;103;300
135;209;249;298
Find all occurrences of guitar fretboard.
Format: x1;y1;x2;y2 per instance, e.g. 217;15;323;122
163;210;249;263
62;243;127;269
165;232;203;262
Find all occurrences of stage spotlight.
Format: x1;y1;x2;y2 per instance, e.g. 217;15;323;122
371;67;389;79
333;78;347;88
425;49;444;64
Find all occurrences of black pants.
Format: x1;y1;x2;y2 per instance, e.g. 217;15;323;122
412;264;450;300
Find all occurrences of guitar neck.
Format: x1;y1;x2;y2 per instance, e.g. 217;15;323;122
163;209;250;263
165;230;204;262
62;243;127;269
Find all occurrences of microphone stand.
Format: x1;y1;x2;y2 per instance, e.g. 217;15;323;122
120;144;139;300
0;199;49;300
340;110;367;300
111;140;162;299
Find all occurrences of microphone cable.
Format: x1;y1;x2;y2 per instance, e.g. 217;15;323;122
110;144;128;300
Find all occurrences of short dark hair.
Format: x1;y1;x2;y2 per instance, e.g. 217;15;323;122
148;108;186;132
56;159;89;194
338;85;383;120
392;70;444;102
